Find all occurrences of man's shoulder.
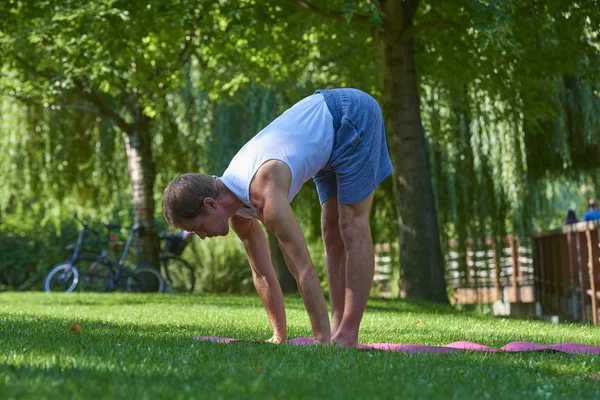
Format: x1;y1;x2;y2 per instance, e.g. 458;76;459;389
251;160;292;194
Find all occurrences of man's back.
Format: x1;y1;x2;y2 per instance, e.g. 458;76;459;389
220;93;334;210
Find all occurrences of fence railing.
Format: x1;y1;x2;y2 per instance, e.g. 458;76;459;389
445;236;534;305
533;221;600;325
372;237;535;304
372;243;396;297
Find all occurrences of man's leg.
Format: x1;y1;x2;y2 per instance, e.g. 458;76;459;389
321;198;346;334
331;192;375;347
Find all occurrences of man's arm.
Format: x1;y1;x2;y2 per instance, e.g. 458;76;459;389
251;161;331;344
229;214;287;343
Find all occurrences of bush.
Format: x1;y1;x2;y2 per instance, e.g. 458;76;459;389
0;221;78;291
184;234;254;293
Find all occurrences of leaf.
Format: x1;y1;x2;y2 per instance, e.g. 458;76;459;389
588;373;600;381
69;322;83;333
416;319;424;325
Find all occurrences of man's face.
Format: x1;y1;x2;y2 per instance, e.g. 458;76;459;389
178;200;230;239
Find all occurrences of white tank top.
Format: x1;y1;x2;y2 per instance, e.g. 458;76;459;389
219;93;334;218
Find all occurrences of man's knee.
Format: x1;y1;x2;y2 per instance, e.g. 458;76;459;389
338;214;370;246
295;264;318;285
321;215;342;244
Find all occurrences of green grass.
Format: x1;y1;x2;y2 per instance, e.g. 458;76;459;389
1;293;599;399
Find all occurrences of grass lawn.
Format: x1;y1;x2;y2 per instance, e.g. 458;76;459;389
1;293;599;399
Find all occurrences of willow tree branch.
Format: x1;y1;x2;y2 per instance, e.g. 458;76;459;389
62;104;102;113
404;0;421;22
402;19;460;40
13;53;132;132
74;78;132;134
290;0;370;27
179;14;203;65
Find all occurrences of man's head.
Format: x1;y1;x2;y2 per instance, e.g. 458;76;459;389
589;199;597;210
162;173;230;239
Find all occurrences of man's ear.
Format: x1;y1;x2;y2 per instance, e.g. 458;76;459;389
203;197;217;211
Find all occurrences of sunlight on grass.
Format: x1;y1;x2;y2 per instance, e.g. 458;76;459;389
1;293;599;399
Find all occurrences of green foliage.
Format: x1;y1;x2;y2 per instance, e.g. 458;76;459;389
0;213;99;291
186;235;254;294
0;0;599;293
414;0;600;250
0;227;72;291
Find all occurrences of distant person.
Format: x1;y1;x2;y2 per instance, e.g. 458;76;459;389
582;199;600;222
564;209;578;225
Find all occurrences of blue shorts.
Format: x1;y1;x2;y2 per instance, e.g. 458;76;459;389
313;88;394;205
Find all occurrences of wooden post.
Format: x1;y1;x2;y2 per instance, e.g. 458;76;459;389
566;230;579;320
466;246;473;285
578;231;589;322
509;235;519;302
551;234;561;315
585;228;599;326
540;237;549;312
533;237;543;313
558;233;570;317
492;238;501;302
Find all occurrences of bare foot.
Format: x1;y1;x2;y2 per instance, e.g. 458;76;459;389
331;333;358;348
266;335;285;344
313;335;331;345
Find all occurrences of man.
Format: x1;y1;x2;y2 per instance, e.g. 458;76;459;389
583;199;600;222
162;88;393;347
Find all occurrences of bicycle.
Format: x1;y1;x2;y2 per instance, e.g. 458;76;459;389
43;215;116;292
159;231;196;293
45;223;164;293
82;226;196;293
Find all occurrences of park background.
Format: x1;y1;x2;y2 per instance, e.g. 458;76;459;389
0;1;599;306
1;2;600;399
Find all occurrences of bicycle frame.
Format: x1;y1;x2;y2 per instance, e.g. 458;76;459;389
65;220;99;266
116;226;139;264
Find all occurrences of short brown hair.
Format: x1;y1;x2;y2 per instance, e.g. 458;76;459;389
162;173;219;229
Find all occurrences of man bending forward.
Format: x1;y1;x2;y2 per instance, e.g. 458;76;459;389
162;88;393;347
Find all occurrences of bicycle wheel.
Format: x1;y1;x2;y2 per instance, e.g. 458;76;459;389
44;263;79;293
126;267;165;293
160;255;195;293
73;256;115;292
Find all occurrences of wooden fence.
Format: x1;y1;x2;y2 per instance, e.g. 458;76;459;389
445;236;534;305
533;221;600;325
373;237;535;304
373;243;395;296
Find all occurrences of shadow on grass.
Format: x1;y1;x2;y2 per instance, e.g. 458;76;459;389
5;292;483;315
8;293;599;347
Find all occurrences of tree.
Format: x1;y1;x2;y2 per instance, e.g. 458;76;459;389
289;0;599;302
1;0;597;298
291;0;450;302
0;0;210;267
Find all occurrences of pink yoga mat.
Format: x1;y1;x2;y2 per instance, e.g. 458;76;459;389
193;336;600;354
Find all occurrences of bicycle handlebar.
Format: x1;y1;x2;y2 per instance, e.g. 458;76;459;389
73;213;122;235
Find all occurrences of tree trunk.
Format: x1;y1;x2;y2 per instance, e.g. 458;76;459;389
123;113;160;269
374;1;448;303
267;231;297;293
